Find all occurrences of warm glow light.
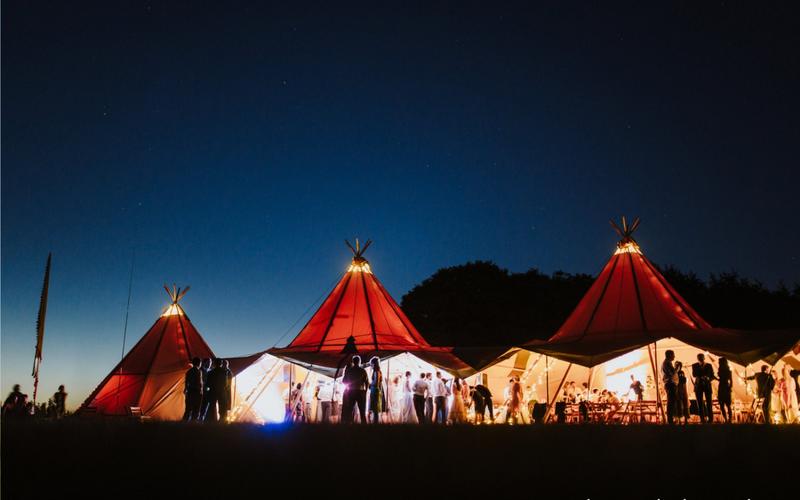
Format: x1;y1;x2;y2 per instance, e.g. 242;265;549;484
162;304;183;317
604;350;648;396
614;241;642;255
347;261;372;273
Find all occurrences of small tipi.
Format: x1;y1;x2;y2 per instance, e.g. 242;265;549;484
79;285;214;419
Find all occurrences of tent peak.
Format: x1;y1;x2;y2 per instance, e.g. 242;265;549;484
163;283;190;304
345;238;373;272
162;284;189;316
609;216;641;254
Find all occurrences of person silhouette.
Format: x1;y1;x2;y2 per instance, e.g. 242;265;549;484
206;358;228;422
661;350;678;424
3;384;25;418
691;353;716;423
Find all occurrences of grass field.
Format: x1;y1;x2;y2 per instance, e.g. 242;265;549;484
2;421;797;499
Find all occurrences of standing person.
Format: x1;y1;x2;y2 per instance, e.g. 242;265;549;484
629;375;644;402
3;384;25;418
432;372;448;424
412;372;428;424
471;386;486;424
368;357;384;424
289;383;304;423
424;373;434;424
746;365;776;424
222;359;233;422
52;385;68;419
692;353;716;423
205;359;228;423
341;355;368;424
717;358;733;423
507;377;524;424
778;364;798;424
675;361;690;424
401;372;418;423
474;383;494;422
449;378;467;424
200;358;213;420
389;376;402;422
183;357;203;421
662;350;679;425
340;357;356;423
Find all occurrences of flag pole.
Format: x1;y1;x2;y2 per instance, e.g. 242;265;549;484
33;253;52;408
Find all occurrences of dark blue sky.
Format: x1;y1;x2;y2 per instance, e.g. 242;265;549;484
3;2;798;407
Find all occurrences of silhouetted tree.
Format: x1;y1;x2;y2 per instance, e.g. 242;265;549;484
402;261;800;349
401;261;592;347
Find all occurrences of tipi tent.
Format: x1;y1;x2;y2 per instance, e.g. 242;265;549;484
477;218;798;420
267;239;468;376
78;285;214;419
231;240;470;423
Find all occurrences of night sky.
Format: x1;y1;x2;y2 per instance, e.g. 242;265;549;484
2;2;798;408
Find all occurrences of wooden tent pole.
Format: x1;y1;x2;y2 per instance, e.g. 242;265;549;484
386;357;392;424
545;356;550;410
288;363;293;422
654;342;660;410
585;366;594;422
544;363;572;423
646;344;665;423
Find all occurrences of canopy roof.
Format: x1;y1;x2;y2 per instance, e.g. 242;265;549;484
268;240;470;377
79;285;214;418
528;218;798;367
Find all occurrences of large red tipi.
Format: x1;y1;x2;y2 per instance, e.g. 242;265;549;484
79;285;214;419
268;240;467;376
532;217;712;366
530;218;797;366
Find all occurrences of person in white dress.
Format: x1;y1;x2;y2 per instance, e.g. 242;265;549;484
389;375;402;422
400;371;419;423
779;364;798;423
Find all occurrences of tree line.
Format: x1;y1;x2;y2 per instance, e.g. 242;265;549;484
401;260;800;348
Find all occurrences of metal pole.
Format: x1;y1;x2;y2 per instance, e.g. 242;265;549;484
646;344;665;423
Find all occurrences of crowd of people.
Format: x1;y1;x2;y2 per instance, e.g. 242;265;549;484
183;356;233;423
662;351;799;424
281;355;499;424
2;384;68;419
6;352;798;426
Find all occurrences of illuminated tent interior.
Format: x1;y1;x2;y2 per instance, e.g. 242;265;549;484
78;285;215;419
230;240;471;423
229;351;444;423
476;218;799;420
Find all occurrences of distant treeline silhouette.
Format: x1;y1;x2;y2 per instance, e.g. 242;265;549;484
401;261;800;348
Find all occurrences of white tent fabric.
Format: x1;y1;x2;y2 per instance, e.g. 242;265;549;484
230;352;446;424
478;338;786;419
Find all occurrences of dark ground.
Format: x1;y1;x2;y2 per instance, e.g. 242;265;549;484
2;421;798;499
